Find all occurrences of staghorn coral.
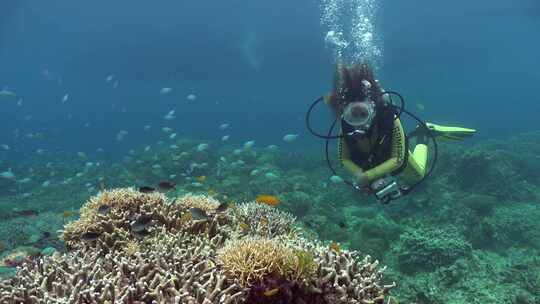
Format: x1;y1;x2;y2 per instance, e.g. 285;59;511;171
0;229;246;304
231;202;296;238
310;251;395;304
217;238;297;286
218;237;393;304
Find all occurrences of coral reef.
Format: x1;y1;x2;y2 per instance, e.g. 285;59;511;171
393;226;472;273
217;237;298;286
470;203;540;250
230;202;296;238
452;149;534;201
61;188;173;251
0;229;245;303
218;237;394;304
178;193;222;211
3;128;539;303
0;188;394;303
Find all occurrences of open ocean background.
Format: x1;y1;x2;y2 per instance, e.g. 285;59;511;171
1;0;539;160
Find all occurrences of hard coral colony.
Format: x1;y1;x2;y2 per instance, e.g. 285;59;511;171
0;188;394;303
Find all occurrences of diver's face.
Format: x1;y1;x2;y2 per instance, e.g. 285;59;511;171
342;101;375;127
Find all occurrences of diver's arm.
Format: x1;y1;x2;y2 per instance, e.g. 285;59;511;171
339;138;363;177
363;119;406;182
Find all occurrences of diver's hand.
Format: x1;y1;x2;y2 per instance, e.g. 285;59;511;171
355;172;369;188
353;172;371;194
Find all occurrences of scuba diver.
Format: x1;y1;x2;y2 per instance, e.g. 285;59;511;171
306;63;476;203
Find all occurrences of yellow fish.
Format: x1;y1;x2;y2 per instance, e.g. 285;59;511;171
263;288;279;297
239;222;249;231
196;175;206;182
179;212;192;224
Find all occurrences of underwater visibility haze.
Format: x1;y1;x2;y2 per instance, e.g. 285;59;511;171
1;0;540;303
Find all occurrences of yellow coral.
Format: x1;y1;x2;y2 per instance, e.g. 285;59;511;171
217;238;314;286
123;240;140;256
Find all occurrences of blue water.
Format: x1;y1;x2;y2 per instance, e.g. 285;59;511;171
1;0;539;159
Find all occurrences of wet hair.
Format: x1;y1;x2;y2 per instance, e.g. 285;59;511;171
327;63;385;115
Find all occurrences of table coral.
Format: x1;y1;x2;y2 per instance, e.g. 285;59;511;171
231;201;296;238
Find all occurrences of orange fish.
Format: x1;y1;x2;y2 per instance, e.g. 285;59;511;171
256;195;280;206
196;175;206;182
329;241;341;253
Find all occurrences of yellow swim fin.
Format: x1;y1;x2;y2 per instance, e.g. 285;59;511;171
425;123;476;140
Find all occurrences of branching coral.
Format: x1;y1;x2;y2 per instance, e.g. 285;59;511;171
61;188;173;251
0;188;394;303
231;202;296;238
217;238;297;286
61;188;232;253
310;251;395;304
0;230;246;303
218;237;393;304
177;193;221;211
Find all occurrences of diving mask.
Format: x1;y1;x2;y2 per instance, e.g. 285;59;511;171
342;100;376;135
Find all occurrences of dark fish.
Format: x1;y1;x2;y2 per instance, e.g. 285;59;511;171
14;209;38;217
81;232;100;241
157;181;175;191
133;229;151;237
189;208;207;220
131;215;153;232
139;186;155;193
97;205;111;215
338;221;347;229
32;231;54;248
216;202;228;212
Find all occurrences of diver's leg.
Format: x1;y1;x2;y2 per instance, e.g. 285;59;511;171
412;144;428;175
400;146;428;185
